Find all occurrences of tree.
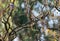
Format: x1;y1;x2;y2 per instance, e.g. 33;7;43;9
0;0;60;41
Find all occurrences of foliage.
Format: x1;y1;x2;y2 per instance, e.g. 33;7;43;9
0;0;60;41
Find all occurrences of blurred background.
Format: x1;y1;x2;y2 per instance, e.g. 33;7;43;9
0;0;60;41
